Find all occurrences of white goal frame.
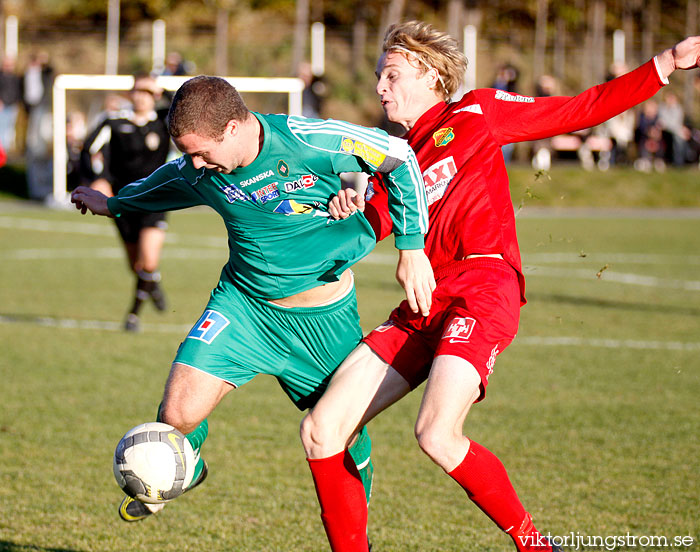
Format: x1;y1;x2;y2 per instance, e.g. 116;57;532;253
52;74;305;203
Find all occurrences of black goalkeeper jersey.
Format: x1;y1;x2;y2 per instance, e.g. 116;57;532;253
81;108;171;193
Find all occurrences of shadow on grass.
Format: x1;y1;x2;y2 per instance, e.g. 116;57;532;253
529;292;700;317
0;543;83;552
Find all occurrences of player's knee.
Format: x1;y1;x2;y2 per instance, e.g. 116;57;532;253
414;422;451;464
159;401;198;435
300;411;344;458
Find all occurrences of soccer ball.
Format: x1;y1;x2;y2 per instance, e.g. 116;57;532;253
113;422;195;504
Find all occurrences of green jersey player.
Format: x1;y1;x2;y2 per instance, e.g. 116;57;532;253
70;76;435;533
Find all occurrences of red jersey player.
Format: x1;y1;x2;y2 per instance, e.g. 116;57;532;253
300;20;700;552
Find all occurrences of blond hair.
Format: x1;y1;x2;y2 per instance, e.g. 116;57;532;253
382;21;467;101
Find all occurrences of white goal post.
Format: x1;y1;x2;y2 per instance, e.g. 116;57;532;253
52;74;305;203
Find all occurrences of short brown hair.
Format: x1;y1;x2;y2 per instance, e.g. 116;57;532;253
168;76;249;140
382;21;468;101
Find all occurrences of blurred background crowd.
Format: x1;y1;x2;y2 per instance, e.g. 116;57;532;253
1;0;700;203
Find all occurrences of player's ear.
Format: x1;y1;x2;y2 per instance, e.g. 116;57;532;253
224;119;238;137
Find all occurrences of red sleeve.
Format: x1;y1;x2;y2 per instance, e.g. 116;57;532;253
0;139;6;168
476;59;665;145
364;174;394;243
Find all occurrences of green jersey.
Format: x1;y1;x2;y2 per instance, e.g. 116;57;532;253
107;112;428;299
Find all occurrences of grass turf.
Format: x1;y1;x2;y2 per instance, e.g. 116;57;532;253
0;198;698;551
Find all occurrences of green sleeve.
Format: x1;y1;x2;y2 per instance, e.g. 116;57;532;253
107;156;205;216
286;116;428;249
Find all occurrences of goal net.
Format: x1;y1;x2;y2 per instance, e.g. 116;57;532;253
52;74;304;203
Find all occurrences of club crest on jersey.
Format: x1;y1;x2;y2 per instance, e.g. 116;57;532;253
187;310;230;344
251;183;280;203
441;317;476;344
423;156;457;205
340;137;386;168
432;127;455;147
284;174;318;193
277;160;290;177
219;183;250;203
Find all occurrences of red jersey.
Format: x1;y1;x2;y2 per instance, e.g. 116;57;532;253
365;58;667;303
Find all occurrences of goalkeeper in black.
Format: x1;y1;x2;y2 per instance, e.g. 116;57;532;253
81;73;172;331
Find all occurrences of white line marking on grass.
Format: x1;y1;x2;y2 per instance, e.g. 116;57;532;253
0;215;226;247
0;215;115;236
523;266;700;291
2;313;697;351
515;336;700;351
0;314;190;334
0;247;226;261
525;252;700;265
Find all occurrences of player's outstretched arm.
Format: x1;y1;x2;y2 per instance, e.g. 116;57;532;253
71;186;113;217
396;248;436;317
656;36;700;78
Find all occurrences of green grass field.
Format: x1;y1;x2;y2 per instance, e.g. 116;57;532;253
0;195;699;551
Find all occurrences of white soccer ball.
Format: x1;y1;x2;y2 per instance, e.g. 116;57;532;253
113;422;196;504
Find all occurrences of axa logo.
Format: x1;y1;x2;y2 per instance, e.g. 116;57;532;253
441;316;476;343
423;156;457;205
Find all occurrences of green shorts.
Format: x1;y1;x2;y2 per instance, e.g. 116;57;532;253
174;279;363;410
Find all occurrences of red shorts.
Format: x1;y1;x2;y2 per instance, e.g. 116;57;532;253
363;257;521;401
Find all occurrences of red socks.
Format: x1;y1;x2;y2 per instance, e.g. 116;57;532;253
448;440;552;551
307;451;369;552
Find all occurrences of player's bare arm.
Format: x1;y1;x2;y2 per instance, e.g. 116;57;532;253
71;186;113;217
396;248;435;317
657;35;700;78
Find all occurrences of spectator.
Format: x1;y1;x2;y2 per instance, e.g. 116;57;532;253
531;75;560;170
66;111;87;191
634;99;666;172
22;51;55;202
0;55;22;154
297;62;326;119
657;91;690;166
162;52;187;76
491;63;520;163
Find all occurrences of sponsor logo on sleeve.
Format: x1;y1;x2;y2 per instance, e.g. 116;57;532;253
340;137;386;167
441;316;476;344
423;156;457;205
240;169;274;187
251;183;281;203
432;127;455;147
187;309;230;344
284;174;318;193
494;90;535;103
